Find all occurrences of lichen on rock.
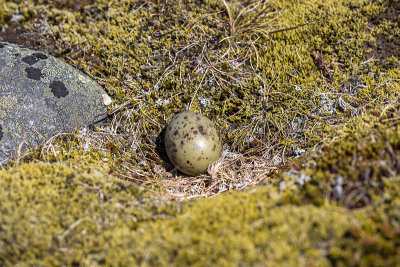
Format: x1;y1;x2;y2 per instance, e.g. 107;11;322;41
0;42;108;163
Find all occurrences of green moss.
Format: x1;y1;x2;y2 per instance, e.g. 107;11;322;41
0;0;400;265
280;104;400;208
1;163;400;265
130;187;351;266
129;179;400;266
0;163;178;265
0;0;18;26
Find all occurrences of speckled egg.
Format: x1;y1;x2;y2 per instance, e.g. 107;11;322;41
165;111;222;176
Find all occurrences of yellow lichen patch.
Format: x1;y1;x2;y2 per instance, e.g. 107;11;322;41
0;95;18;120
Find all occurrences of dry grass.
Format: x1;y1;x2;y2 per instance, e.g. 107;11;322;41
221;0;280;68
2;0;310;201
10;102;282;201
149;151;279;201
152;0;287;92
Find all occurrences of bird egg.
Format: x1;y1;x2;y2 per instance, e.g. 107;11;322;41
165;111;222;176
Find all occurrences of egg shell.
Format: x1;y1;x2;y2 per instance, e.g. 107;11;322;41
165;111;222;176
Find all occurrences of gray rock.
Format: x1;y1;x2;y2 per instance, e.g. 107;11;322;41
0;42;108;163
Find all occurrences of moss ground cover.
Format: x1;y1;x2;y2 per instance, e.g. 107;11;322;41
0;163;178;265
1;162;399;265
0;0;399;265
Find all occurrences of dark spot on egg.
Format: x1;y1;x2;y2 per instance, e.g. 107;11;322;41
33;52;48;59
25;67;43;80
198;125;206;136
194;131;198;135
186;160;190;164
180;141;184;146
184;116;188;119
174;130;179;136
172;142;176;147
13;53;20;57
0;124;3;141
172;149;178;153
184;133;189;138
50;80;69;98
196;116;201;121
22;55;40;65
